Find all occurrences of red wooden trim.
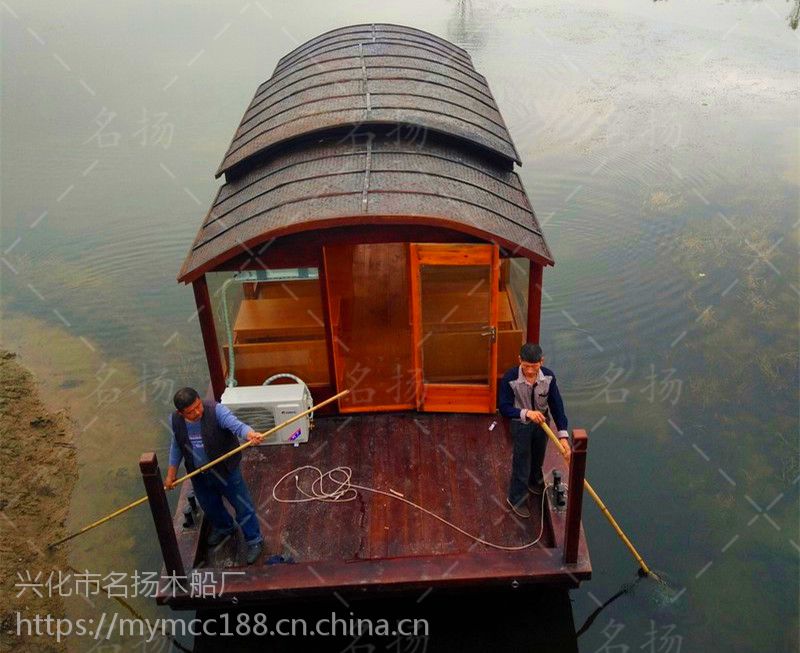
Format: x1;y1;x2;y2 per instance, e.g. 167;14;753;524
321;246;345;407
316;248;339;411
527;261;543;343
192;276;225;400
140;452;185;577
179;215;554;283
564;429;588;564
488;244;499;411
408;243;424;409
206;224;483;273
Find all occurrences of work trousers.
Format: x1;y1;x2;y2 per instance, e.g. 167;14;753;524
190;466;262;545
508;420;547;507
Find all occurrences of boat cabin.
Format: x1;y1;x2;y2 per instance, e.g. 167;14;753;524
144;23;591;608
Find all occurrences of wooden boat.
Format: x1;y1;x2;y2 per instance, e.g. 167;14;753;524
143;23;592;609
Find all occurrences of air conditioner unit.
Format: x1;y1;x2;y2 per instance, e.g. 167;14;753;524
221;383;310;445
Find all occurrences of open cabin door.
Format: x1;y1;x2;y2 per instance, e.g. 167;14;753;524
323;243;416;413
409;244;499;413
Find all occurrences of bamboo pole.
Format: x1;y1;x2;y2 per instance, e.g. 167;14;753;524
540;421;655;578
48;390;350;549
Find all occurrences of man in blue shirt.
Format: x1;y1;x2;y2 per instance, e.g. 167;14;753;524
165;387;265;564
498;343;571;519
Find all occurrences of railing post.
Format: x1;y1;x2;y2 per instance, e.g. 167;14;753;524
564;428;588;564
139;452;185;577
526;261;543;343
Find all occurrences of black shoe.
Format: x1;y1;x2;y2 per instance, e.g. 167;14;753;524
207;529;233;548
246;541;264;565
506;497;531;519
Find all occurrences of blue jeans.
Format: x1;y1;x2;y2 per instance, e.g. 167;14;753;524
190;466;262;545
508;420;547;506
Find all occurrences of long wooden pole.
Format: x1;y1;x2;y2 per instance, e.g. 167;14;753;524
48;390;350;549
541;421;655;577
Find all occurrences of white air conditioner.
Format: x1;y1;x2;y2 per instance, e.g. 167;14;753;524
221;382;310;445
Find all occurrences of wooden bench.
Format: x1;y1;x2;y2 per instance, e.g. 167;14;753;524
233;296;325;342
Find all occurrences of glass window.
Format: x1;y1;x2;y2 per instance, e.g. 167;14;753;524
207;269;330;389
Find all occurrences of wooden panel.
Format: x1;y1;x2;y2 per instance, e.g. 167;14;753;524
323;243;415;412
414;243;494;266
498;328;523;375
419;291;513;331
233;296;325;341
256;279;321;299
223;340;330;386
420;332;491;383
422;384;492;413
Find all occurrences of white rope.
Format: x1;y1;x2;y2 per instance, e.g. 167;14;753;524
272;465;550;551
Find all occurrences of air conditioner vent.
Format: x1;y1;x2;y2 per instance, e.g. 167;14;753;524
231;407;276;433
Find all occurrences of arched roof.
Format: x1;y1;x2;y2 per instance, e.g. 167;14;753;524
214;23;521;178
179;134;551;282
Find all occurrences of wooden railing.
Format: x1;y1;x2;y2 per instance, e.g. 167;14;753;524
139;452;185;577
564;428;589;564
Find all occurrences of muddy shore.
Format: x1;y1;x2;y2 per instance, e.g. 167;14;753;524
0;350;78;652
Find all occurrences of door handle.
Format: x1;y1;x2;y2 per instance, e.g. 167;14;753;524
480;325;496;342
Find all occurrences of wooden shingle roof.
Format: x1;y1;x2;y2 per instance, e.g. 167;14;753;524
178;134;552;282
214;23;522;178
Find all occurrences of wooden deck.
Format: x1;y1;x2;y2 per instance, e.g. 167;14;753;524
159;413;591;608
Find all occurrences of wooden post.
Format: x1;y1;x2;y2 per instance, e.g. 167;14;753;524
564;429;588;564
192;275;225;401
139;452;185;578
317;247;339;405
527;261;543;343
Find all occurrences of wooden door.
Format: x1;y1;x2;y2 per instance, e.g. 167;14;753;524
409;243;499;413
323;243;416;412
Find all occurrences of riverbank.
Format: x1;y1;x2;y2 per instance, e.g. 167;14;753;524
0;349;78;652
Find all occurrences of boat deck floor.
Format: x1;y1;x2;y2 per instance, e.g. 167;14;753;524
164;412;589;606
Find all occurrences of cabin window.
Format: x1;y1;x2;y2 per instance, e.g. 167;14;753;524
418;264;493;384
499;257;528;372
207;269;331;389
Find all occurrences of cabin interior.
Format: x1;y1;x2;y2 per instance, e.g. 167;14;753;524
210;240;531;414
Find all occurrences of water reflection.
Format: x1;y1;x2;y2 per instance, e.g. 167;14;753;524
446;0;486;51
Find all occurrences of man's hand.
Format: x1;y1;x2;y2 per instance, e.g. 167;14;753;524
246;431;265;445
164;465;178;490
560;441;572;464
525;410;546;424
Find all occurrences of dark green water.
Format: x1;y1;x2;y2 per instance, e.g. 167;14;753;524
3;1;798;651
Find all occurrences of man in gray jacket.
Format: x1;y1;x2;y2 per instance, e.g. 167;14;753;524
498;343;571;518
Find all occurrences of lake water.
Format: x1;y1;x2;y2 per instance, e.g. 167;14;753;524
2;1;798;651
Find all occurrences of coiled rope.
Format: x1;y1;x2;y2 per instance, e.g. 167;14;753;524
272;465;550;551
